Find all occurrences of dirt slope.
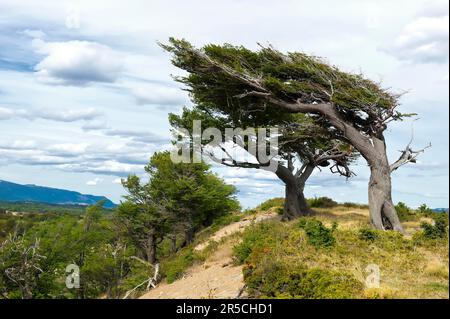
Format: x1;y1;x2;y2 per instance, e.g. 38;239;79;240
140;212;278;299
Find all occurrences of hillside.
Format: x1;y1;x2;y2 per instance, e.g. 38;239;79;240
139;204;449;299
0;180;116;208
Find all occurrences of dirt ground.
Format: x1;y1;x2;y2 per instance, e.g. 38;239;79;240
140;212;278;299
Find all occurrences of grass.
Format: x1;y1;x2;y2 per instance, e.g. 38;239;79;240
233;205;449;299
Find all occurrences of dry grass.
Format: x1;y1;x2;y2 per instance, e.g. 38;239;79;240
239;206;449;299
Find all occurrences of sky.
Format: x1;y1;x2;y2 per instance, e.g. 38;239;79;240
0;0;448;208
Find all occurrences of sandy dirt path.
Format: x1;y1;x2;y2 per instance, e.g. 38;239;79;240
139;212;278;299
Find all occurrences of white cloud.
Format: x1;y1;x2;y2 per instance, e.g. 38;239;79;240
86;177;102;186
38;108;103;122
131;85;187;106
112;178;122;184
0;106;102;122
22;29;46;39
0;107;15;120
81;120;109;131
382;13;449;63
47;143;89;156
0;140;37;150
33;40;124;86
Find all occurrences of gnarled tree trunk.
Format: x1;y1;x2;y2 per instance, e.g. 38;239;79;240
276;163;312;220
367;140;403;232
320;105;404;232
283;181;302;220
296;163;315;216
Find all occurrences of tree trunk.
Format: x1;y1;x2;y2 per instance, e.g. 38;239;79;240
296;163;315;216
297;189;313;216
319;105;403;232
276;163;313;220
147;234;157;264
184;227;194;246
283;181;302;220
368;156;404;232
169;234;177;253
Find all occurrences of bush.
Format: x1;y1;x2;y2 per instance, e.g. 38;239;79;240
418;204;433;216
297;218;335;248
234;224;272;264
258;198;284;211
421;215;448;240
358;228;379;242
161;248;196;284
395;202;415;221
308;197;337;208
342;202;369;209
243;260;362;299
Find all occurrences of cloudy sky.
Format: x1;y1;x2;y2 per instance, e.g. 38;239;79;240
0;0;448;208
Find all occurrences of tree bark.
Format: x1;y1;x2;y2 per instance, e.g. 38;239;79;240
169;234;177;254
146;233;157;264
276;164;312;220
296;163;315;216
367;140;404;232
184;227;194;246
283;181;302;220
317;105;404;232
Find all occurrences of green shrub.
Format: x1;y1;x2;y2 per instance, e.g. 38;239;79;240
358;228;379;242
421;215;448;240
242;208;257;215
258;198;284;211
308;197;337;208
298;218;335;248
418;204;433;216
243;260;362;299
342;202;369;209
395;202;415;221
234;224;271;264
161;248;196;284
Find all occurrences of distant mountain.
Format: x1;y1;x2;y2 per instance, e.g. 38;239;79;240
432;208;449;213
0;180;116;208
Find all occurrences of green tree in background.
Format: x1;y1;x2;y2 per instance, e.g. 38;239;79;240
117;151;239;264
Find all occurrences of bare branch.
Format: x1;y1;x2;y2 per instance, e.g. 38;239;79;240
390;142;431;172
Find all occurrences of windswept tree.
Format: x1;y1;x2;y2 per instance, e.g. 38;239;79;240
170;108;356;220
162;39;430;231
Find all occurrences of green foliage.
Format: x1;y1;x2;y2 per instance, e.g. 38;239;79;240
0;201;112;216
147;151;239;232
0;202;133;299
297;218;336;248
257;198;284;211
395;202;415;221
243;260;362;299
162;38;397;116
418;204;433;216
161;248;196;284
342;202;369;209
420;215;448;240
307;197;338;208
233;222;284;264
358;228;379;242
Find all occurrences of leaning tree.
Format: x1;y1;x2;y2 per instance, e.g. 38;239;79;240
169;107;356;220
162;39;430;232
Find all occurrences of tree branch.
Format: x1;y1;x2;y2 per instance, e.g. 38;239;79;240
390;142;431;172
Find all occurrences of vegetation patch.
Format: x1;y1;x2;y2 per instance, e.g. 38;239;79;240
243;260;362;299
297;218;336;248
